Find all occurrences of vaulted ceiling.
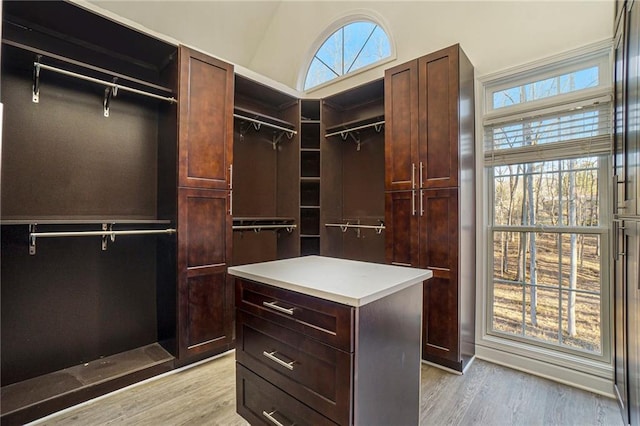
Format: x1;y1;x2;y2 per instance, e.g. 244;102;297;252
87;1;614;97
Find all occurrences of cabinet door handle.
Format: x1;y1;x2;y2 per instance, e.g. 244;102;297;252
411;163;416;189
229;191;233;216
263;350;295;370
411;190;416;216
229;164;233;189
420;189;424;216
262;410;288;426
263;300;294;315
419;161;424;187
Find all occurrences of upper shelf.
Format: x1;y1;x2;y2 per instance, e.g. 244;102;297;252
1;219;172;225
324;115;385;137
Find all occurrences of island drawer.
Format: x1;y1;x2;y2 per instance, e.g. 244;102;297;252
236;310;353;425
237;364;338;426
235;278;354;352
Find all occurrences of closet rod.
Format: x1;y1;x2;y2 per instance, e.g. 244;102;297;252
325;223;385;235
35;62;178;104
233;113;298;136
325;223;386;230
324;120;385;138
30;229;177;238
232;224;297;231
3;39;173;94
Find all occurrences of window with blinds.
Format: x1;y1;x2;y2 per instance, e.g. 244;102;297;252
481;45;612;361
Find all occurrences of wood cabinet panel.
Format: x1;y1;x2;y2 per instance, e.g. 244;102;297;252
418;47;459;188
186;272;231;348
236;364;337;426
178;46;233;190
236;310;352;425
384;61;418;192
385;191;419;267
420;189;458;270
235;278;354;352
178;188;232;360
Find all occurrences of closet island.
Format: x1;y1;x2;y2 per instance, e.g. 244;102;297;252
229;256;432;426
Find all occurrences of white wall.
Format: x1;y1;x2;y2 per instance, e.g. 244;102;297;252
249;1;614;97
90;1;282;67
88;1;613;97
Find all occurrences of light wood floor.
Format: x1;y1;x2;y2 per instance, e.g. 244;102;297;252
32;351;623;426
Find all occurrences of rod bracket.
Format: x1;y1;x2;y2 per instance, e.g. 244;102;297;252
32;58;42;103
104;80;118;117
272;131;286;150
101;223;114;250
29;224;37;255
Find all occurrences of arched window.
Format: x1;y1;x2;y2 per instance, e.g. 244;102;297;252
303;20;391;90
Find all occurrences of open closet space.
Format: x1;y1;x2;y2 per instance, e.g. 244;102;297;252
232;76;299;265
0;1;178;423
320;79;385;263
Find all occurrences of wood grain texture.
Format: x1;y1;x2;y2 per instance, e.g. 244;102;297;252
35;354;622;426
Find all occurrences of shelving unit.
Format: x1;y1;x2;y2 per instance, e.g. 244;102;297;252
321;79;386;263
0;2;180;423
232;75;300;266
299;100;322;256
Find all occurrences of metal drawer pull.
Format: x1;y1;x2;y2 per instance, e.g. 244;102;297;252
263;351;295;370
263;410;287;426
263;301;294;315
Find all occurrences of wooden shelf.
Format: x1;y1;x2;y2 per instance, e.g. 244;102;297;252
1;219;172;225
234;106;296;131
325;114;385;137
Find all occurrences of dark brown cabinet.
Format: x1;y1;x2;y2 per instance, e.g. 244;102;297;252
178;47;234;190
232;259;424;426
176;46;234;364
384;44;475;372
177;188;233;360
614;1;640;424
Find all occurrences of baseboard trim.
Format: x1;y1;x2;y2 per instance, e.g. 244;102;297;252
476;345;615;398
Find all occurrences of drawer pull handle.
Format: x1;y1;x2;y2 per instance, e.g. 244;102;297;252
262;410;288;426
263;301;294;315
263;350;295;370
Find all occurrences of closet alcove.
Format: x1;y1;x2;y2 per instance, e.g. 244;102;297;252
232;76;300;265
0;1;178;423
320;79;386;263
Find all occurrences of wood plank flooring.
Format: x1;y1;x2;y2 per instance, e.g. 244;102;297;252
31;351;623;425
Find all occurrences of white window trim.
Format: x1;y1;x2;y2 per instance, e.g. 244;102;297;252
296;9;397;92
475;39;615;396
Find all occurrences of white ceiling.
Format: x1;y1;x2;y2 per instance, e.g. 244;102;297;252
86;1;614;97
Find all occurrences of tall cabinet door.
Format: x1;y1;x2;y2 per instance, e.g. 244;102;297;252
627;221;640;425
385;60;419;192
177;45;234;364
418;46;459;189
178;46;234;190
177;188;233;360
385;191;419;267
419;189;460;368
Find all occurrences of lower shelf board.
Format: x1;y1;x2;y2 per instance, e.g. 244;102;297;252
0;343;174;425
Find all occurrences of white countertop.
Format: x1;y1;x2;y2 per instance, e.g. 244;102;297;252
227;256;432;307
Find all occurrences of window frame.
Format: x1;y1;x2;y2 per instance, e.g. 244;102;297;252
478;40;614;370
298;14;395;93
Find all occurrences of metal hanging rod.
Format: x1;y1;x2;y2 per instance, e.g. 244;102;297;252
28;224;176;255
234;113;298;136
324;120;385;138
232;224;296;233
325;222;385;237
33;62;178;106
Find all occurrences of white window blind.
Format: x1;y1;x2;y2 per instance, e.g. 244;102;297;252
484;95;612;166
